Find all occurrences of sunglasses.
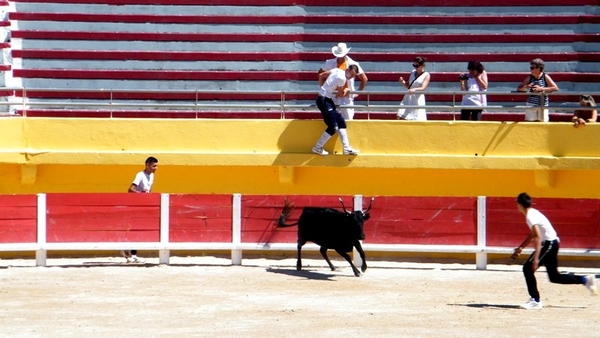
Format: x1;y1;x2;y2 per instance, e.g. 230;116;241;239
581;95;591;100
530;66;538;70
413;64;421;68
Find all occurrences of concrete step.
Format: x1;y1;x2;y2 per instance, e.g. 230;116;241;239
13;108;576;122
15;58;600;73
11;12;600;35
10;0;600;16
5;0;598;109
12;77;600;93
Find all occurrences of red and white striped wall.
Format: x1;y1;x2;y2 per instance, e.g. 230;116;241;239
1;193;599;269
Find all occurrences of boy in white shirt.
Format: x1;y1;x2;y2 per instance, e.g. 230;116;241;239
121;156;158;263
512;192;597;310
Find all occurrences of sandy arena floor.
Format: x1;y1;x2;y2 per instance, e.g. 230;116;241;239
0;255;598;337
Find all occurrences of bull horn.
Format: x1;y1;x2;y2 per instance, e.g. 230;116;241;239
338;198;348;213
364;197;375;213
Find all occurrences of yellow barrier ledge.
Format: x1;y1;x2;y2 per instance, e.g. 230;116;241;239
0;118;598;197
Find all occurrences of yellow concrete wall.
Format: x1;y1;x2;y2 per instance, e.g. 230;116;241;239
0;117;599;197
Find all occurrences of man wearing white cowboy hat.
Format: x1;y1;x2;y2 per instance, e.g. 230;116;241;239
318;43;368;120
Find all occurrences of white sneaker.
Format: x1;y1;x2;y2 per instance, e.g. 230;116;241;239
343;148;360;155
312;147;329;156
584;274;598;296
519;298;543;310
131;256;146;264
120;250;133;263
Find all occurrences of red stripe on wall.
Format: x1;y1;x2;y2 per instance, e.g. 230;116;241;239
13;50;600;63
169;194;233;242
0;195;37;243
1;194;598;250
241;195;356;244
13;109;575;122
7;0;597;6
10;13;598;25
367;197;478;245
46;193;161;242
12;69;600;83
12;31;599;44
486;197;600;249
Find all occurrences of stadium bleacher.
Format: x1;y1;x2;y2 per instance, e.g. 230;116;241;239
1;0;599;120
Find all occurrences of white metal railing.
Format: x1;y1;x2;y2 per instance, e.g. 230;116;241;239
2;87;598;119
2;193;599;270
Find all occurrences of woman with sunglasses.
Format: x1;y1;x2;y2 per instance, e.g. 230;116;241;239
516;58;559;122
572;95;597;128
397;56;431;121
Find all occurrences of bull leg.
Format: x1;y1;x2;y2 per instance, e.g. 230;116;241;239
335;249;361;277
354;239;367;273
296;240;306;271
319;246;336;271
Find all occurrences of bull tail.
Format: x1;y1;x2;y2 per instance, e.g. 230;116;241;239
277;198;299;227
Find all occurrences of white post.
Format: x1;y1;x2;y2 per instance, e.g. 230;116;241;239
352;195;363;268
476;196;487;270
231;193;242;265
159;193;170;264
36;193;47;266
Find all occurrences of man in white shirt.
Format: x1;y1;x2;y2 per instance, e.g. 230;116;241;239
128;156;157;194
318;43;368;120
512;192;597;310
121;156;158;263
312;65;359;156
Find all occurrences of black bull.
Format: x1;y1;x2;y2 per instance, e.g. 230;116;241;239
277;198;374;277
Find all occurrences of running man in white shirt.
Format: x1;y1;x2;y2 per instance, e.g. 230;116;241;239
121;156;158;263
512;192;597;310
312;64;360;156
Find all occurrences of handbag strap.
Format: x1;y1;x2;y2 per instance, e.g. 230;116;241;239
408;71;425;89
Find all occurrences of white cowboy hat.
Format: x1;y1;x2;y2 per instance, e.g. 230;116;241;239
331;43;351;58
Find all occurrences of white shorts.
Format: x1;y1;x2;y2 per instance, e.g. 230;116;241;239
340;107;355;120
524;108;549;122
335;98;355;120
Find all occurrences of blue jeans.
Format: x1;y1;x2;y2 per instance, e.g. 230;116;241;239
316;95;346;135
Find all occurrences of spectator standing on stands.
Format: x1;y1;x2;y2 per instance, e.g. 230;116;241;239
516;58;558;122
459;60;488;121
312;65;360;156
511;192;597;310
572;94;597;128
318;43;368;120
121;156;158;263
397;56;430;121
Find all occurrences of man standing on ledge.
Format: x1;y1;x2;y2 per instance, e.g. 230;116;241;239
318;42;368;121
121;156;158;263
313;64;360;156
512;192;597;310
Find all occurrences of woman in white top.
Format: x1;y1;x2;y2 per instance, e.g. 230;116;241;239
397;56;430;121
459;60;488;121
